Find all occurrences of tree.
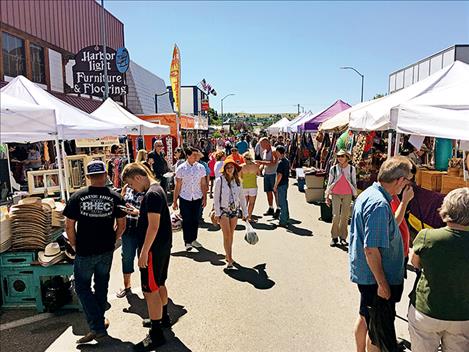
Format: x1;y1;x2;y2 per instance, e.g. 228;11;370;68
373;93;386;99
207;108;221;126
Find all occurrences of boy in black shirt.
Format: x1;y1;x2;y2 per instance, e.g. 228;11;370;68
273;146;291;227
122;163;172;351
63;160;126;343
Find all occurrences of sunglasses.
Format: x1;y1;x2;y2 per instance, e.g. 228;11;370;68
337;155;346;158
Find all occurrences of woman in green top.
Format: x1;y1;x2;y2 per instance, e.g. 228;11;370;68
240;152;260;222
409;187;469;352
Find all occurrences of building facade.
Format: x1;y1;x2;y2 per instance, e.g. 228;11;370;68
1;0;124;106
388;44;469;94
127;60;172;114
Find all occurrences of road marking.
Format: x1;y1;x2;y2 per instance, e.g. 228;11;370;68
0;313;54;331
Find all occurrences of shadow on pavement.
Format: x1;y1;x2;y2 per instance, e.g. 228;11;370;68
123;295;188;328
286;224;313;237
251;222;276;230
224;263;275;290
77;336;134;351
123;292;148;319
335;243;348;252
172;247;225;266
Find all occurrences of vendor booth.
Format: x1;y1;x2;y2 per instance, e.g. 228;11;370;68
314;61;469;230
0;77;136;312
300;100;351;133
266;117;290;135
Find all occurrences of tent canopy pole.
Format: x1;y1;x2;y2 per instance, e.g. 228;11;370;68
53;136;66;201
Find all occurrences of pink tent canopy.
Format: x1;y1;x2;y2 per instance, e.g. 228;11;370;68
301;99;351;132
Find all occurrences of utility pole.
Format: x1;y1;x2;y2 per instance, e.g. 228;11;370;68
100;0;109;100
297;104;300;114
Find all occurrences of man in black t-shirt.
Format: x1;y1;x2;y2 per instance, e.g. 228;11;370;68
122;163;173;351
148;140;169;192
273;146;291;227
63;160;126;344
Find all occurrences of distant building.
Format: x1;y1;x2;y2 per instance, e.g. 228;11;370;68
388;44;469;94
167;85;209;116
126;60;172;114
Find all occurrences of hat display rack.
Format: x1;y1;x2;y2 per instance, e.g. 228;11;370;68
7;197;65;252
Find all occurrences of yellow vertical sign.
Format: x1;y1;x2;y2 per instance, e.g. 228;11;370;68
170;44;181;113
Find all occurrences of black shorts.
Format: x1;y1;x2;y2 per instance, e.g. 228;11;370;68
357;284;403;327
139;250;170;293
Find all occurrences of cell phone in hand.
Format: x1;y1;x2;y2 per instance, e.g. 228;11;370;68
117;205;131;212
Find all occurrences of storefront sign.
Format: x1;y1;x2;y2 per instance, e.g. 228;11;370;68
76;136;120;148
73;45;128;97
201;99;209;111
116;47;130;73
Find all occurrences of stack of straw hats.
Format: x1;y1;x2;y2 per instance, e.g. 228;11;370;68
9;197;53;251
0;206;11;253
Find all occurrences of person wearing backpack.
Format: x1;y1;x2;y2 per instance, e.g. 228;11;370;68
213;156;248;269
325;149;357;246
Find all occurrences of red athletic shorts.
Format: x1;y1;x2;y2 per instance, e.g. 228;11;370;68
139;250;170;293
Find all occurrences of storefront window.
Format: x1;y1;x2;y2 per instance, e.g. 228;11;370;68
2;32;25;77
30;43;46;84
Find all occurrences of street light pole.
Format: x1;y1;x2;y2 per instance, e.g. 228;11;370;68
340;66;364;102
221;93;235;121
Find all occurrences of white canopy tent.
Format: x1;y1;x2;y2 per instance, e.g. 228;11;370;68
282;111;314;133
318;98;384;132
1;76;133;200
92;98;170;136
266;117;290;135
348;61;465;132
1;94;57;143
1;76;126;139
390;61;469;142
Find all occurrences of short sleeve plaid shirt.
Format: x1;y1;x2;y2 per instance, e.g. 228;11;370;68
349;182;404;285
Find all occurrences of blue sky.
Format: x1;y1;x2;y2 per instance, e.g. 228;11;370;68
105;1;469;114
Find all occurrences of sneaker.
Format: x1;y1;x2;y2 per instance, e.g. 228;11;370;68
191;240;202;248
226;262;234;269
134;333;166;352
273;209;281;219
263;208;274;216
330;238;338;247
76;331;107;344
185;243;193;251
116;287;131;298
339;238;348;246
278;222;290;228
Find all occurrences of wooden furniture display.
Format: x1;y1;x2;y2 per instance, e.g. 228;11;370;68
420;170;446;193
441;175;469;194
65;154;105;193
27;169;61;195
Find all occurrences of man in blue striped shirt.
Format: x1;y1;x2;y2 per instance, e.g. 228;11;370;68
349;156;413;352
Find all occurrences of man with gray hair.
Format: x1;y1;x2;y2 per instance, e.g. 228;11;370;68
349;156;413;352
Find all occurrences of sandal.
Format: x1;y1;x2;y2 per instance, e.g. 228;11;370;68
116;287;131;298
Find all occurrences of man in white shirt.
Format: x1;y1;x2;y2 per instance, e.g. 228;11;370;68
172;147;208;251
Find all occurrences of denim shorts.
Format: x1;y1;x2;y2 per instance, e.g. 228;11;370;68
264;174;276;192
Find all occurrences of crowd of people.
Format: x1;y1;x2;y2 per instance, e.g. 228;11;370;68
63;133;294;350
61;132;469;352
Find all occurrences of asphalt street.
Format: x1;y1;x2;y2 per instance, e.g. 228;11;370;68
0;178;415;352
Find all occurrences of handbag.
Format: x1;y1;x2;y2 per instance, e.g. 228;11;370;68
210;176;223;225
244;221;259;245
